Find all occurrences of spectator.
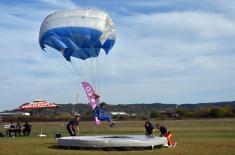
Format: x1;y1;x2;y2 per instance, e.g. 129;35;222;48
23;121;31;136
66;114;80;136
144;120;154;136
15;122;22;136
9;122;15;137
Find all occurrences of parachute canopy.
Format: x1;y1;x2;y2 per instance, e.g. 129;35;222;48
39;8;116;61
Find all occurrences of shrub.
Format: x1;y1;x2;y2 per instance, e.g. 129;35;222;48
209;108;225;118
150;110;160;118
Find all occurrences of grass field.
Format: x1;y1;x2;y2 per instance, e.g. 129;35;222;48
0;119;235;155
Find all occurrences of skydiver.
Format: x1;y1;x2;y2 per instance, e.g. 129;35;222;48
93;102;115;127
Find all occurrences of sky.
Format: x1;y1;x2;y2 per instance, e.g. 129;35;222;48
0;0;235;111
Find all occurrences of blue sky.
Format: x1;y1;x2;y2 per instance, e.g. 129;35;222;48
1;0;235;111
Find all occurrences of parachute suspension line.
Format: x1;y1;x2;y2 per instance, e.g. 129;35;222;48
91;58;95;91
70;61;86;82
63;61;78;77
86;59;95;87
92;58;98;92
94;58;99;94
43;49;81;114
80;60;91;83
84;59;94;90
81;60;91;82
95;58;101;96
43;49;77;77
85;57;100;94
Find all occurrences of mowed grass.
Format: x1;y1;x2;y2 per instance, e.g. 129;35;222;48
0;119;235;155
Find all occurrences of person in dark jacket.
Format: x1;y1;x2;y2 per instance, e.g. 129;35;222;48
9;122;15;137
155;123;168;137
93;102;115;127
156;123;176;146
144;120;154;136
15;122;22;136
23;121;31;136
66;114;80;136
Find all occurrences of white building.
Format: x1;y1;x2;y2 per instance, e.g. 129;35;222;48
111;112;129;116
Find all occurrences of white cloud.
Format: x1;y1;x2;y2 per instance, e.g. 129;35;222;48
96;8;235;104
105;10;235;78
39;0;77;9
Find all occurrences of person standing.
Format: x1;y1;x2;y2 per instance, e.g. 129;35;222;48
9;122;15;137
15;122;22;136
144;120;155;136
66;114;80;136
23;121;31;136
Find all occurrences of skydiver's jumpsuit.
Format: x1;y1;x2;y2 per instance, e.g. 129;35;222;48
93;105;113;123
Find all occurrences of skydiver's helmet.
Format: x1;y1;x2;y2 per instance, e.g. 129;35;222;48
100;102;107;108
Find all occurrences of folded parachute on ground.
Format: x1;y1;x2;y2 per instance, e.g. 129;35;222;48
39;8;116;61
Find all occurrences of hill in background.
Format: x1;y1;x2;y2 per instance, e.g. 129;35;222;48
3;101;235;119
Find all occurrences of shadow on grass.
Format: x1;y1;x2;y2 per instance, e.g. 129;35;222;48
48;144;163;151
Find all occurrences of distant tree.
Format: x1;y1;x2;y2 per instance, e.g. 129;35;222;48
118;115;128;121
186;111;196;118
176;109;187;117
222;105;232;117
150;110;160;118
198;108;211;118
209;108;225;118
232;106;235;116
85;110;92;115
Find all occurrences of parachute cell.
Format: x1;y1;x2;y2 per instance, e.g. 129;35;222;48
39;9;116;61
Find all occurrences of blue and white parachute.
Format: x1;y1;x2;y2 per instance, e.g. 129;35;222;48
39;8;116;61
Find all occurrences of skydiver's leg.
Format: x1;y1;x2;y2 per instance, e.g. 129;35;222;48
99;114;112;122
66;126;73;136
92;108;99;118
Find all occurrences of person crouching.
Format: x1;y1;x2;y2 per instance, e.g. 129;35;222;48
155;123;176;147
66;114;80;136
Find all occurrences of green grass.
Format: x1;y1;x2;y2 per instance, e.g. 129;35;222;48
1;119;235;155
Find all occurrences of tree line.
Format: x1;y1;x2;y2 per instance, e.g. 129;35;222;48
150;105;235;119
2;102;235;122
